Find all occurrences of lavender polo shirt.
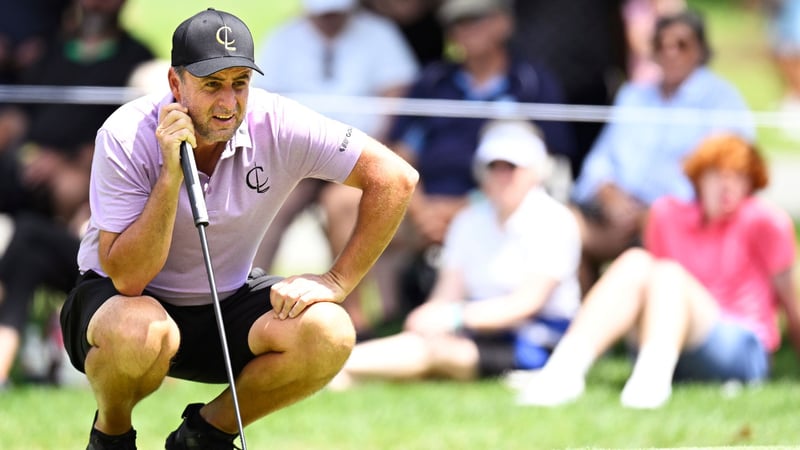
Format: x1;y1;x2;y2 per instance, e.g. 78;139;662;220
77;88;365;306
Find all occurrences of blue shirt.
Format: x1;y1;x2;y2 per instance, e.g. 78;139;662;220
572;67;755;205
389;59;576;196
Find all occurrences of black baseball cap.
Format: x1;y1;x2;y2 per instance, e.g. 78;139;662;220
171;8;263;77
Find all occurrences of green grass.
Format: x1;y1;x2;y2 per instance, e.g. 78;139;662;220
119;1;302;61
3;348;800;449
4;2;797;449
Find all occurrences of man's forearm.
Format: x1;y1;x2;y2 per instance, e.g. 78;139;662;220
328;164;417;296
100;170;184;295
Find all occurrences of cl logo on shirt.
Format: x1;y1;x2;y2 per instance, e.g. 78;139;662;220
216;26;236;51
246;166;270;193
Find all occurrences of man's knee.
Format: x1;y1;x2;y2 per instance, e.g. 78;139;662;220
87;295;180;376
299;302;356;368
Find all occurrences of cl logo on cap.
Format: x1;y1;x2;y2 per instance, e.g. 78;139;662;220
215;26;236;51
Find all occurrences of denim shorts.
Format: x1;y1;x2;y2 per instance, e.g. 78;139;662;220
673;319;769;383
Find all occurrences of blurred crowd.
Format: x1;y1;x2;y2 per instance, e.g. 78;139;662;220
0;0;799;414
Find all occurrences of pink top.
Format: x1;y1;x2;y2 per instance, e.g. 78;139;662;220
78;88;364;305
645;196;796;351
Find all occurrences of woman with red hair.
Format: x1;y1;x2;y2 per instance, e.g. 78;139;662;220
517;133;800;409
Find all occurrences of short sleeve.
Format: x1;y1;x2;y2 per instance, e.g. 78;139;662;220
89;128;155;233
747;202;796;275
272;95;365;183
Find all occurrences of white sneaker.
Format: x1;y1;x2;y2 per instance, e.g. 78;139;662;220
619;377;671;409
516;371;585;407
502;370;540;391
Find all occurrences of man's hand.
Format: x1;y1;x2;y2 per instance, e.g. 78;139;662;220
156;103;196;177
270;273;347;320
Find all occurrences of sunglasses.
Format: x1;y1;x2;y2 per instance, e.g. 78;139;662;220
486;160;517;171
654;38;694;53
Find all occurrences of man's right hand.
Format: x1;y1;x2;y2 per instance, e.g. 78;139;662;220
156;103;197;178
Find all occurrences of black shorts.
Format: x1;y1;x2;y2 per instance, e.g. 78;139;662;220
60;269;282;384
471;332;554;378
472;334;518;377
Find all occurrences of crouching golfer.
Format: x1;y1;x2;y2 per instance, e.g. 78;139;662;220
60;8;417;450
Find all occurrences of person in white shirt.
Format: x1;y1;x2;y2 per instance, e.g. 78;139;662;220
328;120;582;388
252;0;419;336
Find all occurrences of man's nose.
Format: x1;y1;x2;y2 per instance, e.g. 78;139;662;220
216;86;237;109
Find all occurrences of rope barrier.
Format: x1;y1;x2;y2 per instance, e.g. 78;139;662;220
1;84;796;129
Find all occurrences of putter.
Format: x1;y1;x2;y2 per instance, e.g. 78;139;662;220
180;141;248;450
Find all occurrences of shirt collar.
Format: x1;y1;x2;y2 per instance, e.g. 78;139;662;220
504;187;546;231
224;118;252;158
454;69;509;101
671;66;712;101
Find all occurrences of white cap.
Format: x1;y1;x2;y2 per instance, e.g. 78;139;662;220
474;120;549;177
302;0;356;14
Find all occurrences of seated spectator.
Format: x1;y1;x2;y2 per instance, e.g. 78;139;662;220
0;0;70;83
252;0;419;336
328;120;581;388
517;133;800;409
0;0;70;214
0;212;82;389
571;9;755;292
0;0;156;387
751;0;800;140
1;0;154;219
322;0;577;325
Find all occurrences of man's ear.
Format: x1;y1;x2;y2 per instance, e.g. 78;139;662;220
168;67;182;102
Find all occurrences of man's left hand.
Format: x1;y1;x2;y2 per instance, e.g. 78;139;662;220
270;273;345;320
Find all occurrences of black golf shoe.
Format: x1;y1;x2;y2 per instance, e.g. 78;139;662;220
165;403;240;450
86;412;137;450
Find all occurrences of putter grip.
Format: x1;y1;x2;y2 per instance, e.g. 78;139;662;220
180;141;210;226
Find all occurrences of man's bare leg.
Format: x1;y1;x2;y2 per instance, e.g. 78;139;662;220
198;302;355;433
85;295;180;435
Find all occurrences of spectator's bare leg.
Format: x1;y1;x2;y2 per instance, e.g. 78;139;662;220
517;248;656;406
0;325;18;384
329;331;479;390
621;259;719;408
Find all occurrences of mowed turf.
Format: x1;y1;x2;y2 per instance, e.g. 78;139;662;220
2;348;800;449
3;1;798;450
